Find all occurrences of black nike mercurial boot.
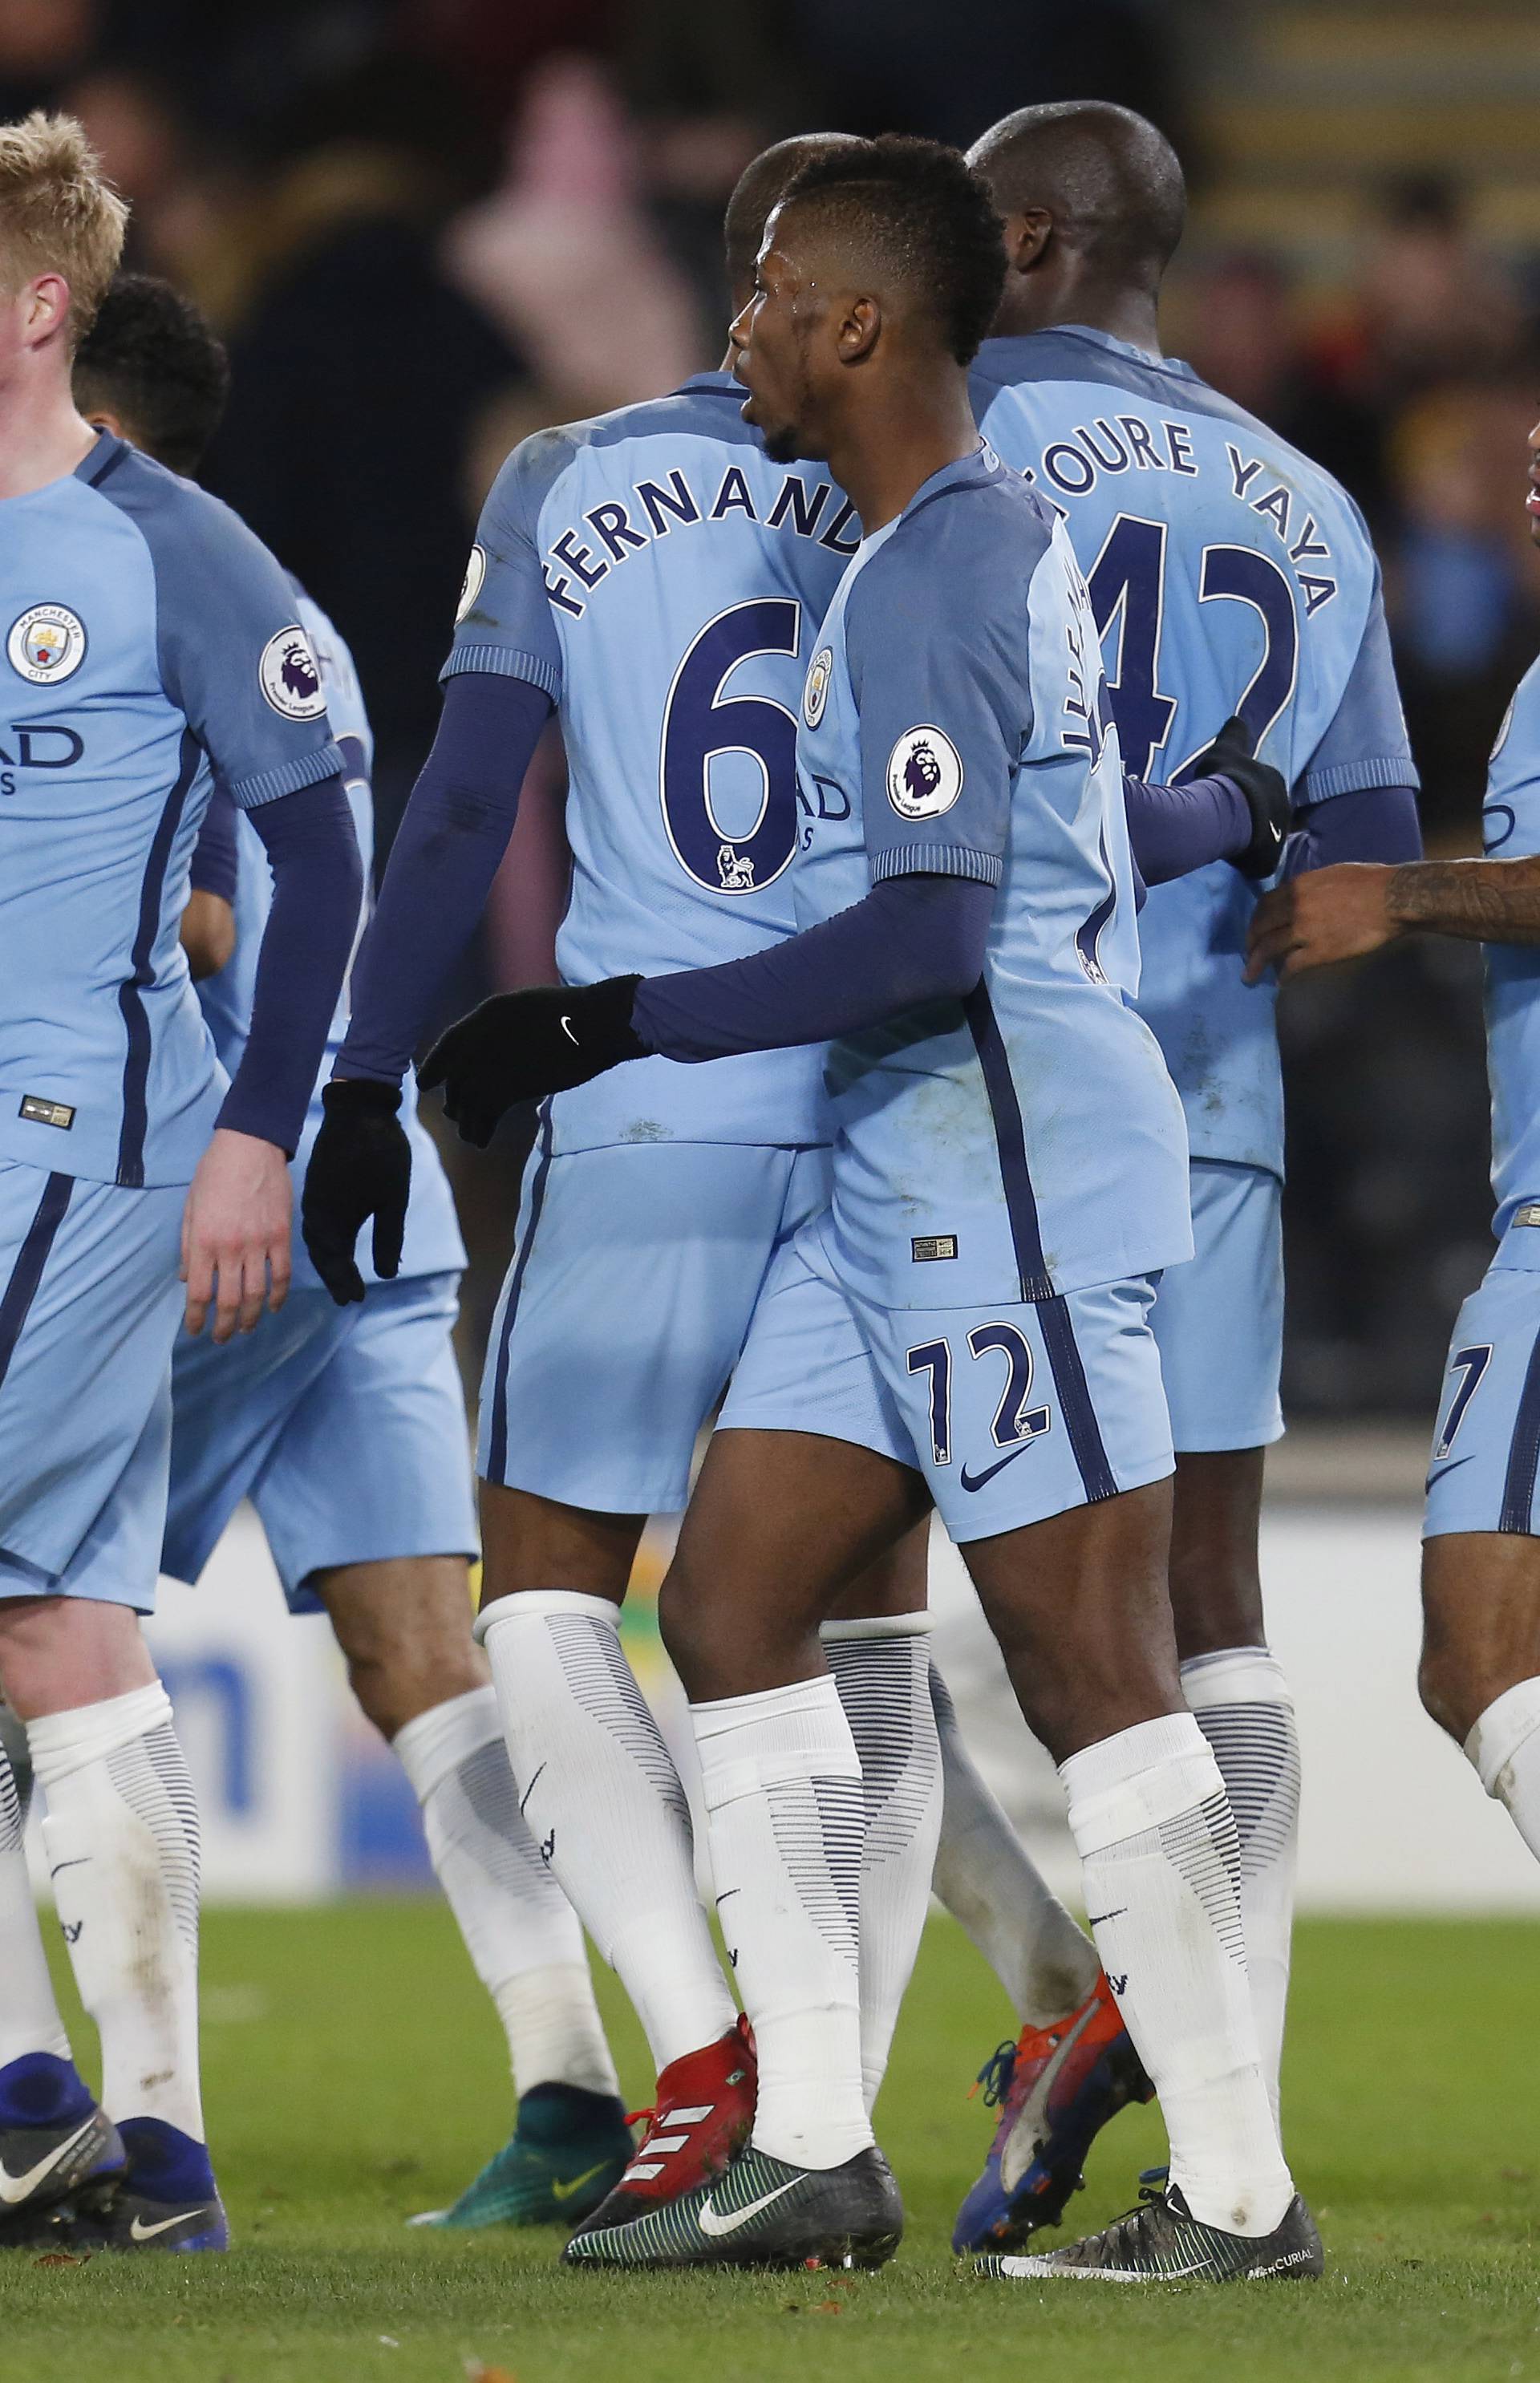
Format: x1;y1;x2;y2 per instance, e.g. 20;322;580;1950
561;2141;903;2271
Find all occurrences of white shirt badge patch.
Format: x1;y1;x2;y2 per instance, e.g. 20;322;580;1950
8;603;87;685
259;625;326;720
804;646;833;728
886;724;963;820
456;542;488;626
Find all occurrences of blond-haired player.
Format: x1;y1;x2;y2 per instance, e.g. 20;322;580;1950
0;116;363;2254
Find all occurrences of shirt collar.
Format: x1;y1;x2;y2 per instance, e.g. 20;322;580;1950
672;370;742;398
1033;322;1198;382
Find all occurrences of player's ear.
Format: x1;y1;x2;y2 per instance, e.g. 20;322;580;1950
1003;208;1054;274
839;294;880;364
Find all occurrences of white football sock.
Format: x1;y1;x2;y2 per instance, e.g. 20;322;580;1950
1061;1712;1292;2237
693;1676;871;2170
1182;1647;1299;2126
30;1682;205;2141
821;1616;942;2111
477;1592;736;2073
393;1685;620;2100
929;1660;1099;2028
1465;1676;1540;1854
0;1729;70;2069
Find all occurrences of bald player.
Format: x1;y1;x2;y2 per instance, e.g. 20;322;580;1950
934;101;1420;2247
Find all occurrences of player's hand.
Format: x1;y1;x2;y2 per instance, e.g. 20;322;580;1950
419;977;646;1149
301;1079;412;1306
181;1127;294;1343
1244;862;1400;984
1192;715;1292;880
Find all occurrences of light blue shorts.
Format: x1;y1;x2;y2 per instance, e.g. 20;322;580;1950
1151;1160;1285;1454
720;1224;1174;1542
0;1162;184;1610
164;1271;477;1610
480;1138;829;1513
1424;1246;1540;1538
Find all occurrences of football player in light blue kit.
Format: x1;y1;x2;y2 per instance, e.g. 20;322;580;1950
954;100;1422;2168
403;136;1321;2282
0;116;361;2255
300;133;1283;2251
1247;407;1540;1959
70;269;640;2233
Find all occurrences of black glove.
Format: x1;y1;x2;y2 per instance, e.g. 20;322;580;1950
1192;715;1292;880
419;975;646;1149
301;1078;412;1306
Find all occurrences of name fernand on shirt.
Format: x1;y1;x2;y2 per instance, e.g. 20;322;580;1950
540;466;860;619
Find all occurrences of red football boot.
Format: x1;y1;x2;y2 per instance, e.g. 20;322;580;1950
565;2015;756;2239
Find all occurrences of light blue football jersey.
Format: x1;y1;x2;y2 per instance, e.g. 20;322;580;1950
1481;654;1540;1256
0;432;342;1188
971;327;1417;1177
793;444;1191;1313
197;590;464;1289
445;371;863;1153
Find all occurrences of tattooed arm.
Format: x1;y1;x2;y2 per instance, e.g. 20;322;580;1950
1246;857;1540;983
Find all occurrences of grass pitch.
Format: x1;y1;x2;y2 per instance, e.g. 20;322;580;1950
5;1905;1539;2383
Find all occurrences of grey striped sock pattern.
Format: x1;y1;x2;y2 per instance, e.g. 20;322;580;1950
825;1639;937;1863
770;1771;865;1959
546;1614;691;1827
433;1736;569;1903
1192;1701;1301;1885
1154;1791;1247;1968
0;1736;19;1857
105;1721;201;1951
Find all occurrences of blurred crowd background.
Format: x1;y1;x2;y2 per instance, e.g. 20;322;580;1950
12;0;1540;1422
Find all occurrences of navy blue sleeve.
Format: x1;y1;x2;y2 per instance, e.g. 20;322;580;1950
1281;783;1422;878
337;672;554;1085
216;776;363;1153
188;788;239;904
632;875;995;1060
1122;772;1254;886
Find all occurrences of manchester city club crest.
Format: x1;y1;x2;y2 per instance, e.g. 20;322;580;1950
886;723;963;820
804;645;833;728
259;624;327;720
7;602;87;686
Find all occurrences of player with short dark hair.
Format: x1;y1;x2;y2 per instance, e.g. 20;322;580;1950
385;132;1323;2281
910;99;1422;2248
71;271;641;2235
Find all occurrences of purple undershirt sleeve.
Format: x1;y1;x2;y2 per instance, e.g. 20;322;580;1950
1121;771;1254;887
336;673;555;1085
1281;783;1422;877
188;787;239;905
631;873;996;1062
216;775;363;1153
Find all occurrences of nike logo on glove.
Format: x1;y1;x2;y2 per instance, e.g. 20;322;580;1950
129;2209;203;2241
0;2118;93;2204
697;2178;800;2237
559;1015;579;1044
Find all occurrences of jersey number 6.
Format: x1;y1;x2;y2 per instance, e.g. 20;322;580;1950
660;598;800;898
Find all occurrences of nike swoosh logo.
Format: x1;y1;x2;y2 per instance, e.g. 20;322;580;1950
559;1015;578;1045
1001;1996;1101;2195
129;2210;202;2241
0;2118;93;2204
552;2163;606;2203
958;1442;1033;1493
697;2178;800;2238
1086;1909;1127;1927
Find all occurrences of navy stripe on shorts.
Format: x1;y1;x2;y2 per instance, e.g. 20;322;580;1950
0;1172;72;1392
485;1104;555;1483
